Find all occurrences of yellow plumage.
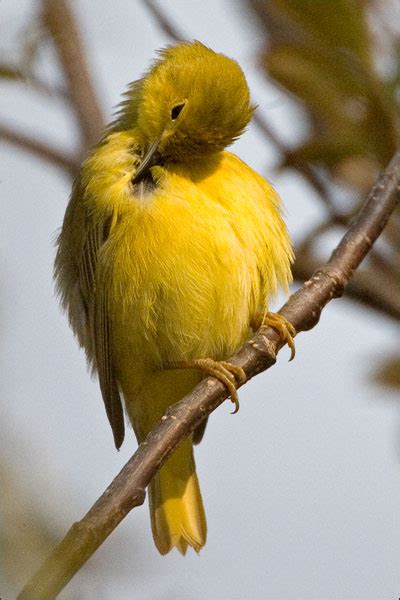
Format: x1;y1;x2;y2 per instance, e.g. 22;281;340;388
55;41;293;555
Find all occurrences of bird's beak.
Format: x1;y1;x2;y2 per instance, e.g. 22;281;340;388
132;138;161;184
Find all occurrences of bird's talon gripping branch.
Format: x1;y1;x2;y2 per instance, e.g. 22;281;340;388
218;361;247;385
264;312;296;361
167;358;246;414
254;311;296;361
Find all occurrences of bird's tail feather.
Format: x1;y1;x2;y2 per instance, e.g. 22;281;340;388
149;438;207;555
124;369;207;555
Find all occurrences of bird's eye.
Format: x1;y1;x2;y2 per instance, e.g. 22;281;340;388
170;103;185;120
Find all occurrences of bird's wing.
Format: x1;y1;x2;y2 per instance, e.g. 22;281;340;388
79;216;125;450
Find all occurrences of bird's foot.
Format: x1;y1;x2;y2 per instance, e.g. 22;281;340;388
253;311;296;361
167;358;246;414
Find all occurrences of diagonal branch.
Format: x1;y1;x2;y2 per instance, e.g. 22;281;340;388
18;152;400;600
0;123;79;176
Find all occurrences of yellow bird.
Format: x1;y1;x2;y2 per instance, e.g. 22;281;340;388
55;41;294;555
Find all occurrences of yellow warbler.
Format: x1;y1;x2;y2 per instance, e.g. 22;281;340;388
55;41;294;555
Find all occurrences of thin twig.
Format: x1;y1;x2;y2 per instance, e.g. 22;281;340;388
0;61;68;99
0;123;78;176
142;0;185;42
18;151;400;600
252;112;338;210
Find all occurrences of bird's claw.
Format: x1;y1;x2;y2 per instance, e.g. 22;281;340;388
166;358;246;413
260;311;296;360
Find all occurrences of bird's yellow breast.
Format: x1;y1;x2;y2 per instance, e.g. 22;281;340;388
82;132;292;386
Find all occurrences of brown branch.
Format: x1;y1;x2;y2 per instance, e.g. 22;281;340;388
0;123;78;176
41;0;105;150
18;152;400;600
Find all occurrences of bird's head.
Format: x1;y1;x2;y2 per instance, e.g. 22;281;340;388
118;42;254;181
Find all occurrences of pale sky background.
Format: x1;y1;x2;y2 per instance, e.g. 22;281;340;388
1;1;399;599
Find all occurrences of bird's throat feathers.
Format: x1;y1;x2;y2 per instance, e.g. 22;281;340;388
81;129;223;213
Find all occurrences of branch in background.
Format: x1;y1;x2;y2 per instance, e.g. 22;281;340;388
252;112;339;211
0;123;78;176
18;152;400;600
41;0;105;151
0;62;68;100
293;247;400;321
0;0;105;178
293;202;400;320
142;0;186;42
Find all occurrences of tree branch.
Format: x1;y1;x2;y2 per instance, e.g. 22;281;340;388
41;0;105;150
0;123;79;176
18;152;400;600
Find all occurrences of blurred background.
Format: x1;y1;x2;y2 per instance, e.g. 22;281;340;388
1;1;399;599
